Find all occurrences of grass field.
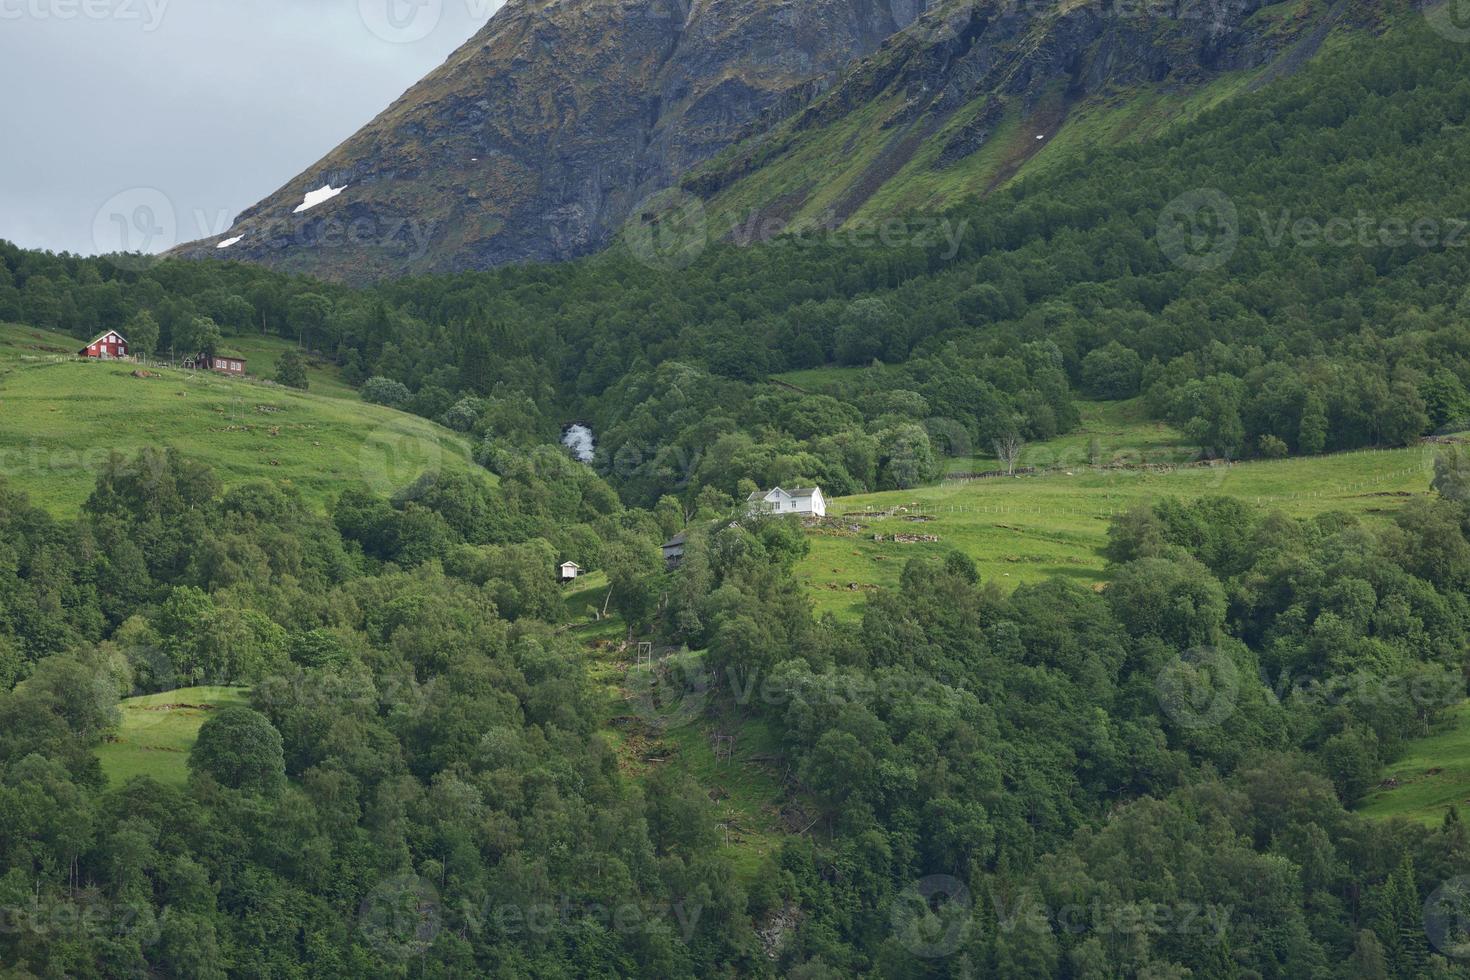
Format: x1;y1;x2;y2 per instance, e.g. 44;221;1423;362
216;334;359;400
1358;701;1470;826
95;685;250;787
944;398;1200;474
770;363;894;393
0;322;484;515
798;436;1440;618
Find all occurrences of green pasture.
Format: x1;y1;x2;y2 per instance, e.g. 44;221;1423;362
800;436;1439;618
95;685;251;787
0;322;483;515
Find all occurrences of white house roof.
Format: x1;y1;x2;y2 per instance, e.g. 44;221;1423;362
559;561;581;570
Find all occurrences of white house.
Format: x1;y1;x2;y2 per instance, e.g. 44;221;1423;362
558;561;582;582
745;486;826;518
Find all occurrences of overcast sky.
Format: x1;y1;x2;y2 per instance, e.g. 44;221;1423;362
0;0;501;255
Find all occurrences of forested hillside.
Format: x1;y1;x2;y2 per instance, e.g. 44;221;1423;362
5;440;1470;974
5;20;1470;511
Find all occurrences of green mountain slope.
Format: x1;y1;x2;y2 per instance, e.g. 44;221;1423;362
685;0;1389;238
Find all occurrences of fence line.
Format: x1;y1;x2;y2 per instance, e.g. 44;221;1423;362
840;461;1433;523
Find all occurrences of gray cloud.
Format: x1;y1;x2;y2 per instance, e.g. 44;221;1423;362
0;0;501;255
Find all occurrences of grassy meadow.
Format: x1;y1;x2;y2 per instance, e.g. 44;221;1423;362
216;333;361;400
1358;701;1470;826
95;685;251;787
0;322;483;515
797;419;1440;619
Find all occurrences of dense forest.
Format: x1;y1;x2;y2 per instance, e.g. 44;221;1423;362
6;13;1470;978
4;23;1470;508
4;443;1470;975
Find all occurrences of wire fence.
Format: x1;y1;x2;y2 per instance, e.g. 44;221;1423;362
841;451;1437;523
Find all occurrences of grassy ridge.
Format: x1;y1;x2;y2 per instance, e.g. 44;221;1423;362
0;322;484;515
95;686;250;787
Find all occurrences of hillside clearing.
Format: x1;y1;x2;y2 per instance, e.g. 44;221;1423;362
0;322;485;515
1358;701;1470;827
800;439;1441;618
96;686;251;787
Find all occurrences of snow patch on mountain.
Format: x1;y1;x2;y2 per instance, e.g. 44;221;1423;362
293;185;347;214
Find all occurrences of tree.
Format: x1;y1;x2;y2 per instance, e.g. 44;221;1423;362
176;316;222;358
1372;855;1428;975
601;539;661;637
124;309;160;356
1298;391;1327;455
287;293;333;350
1257;433;1289;458
188;706;285;793
1080;342;1143;398
1106;555;1226;649
835;298;900;365
994;431;1024;476
1432;445;1470;502
878;424;938;489
440;396;482;431
274;349;308;390
215;294;256;336
459;327;493;395
1346;930;1388;980
1174;376;1245;459
361;376;411;407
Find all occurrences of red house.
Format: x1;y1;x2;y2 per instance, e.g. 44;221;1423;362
78;330;129;360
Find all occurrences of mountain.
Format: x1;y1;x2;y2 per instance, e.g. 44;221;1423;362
170;0;927;281
690;0;1377;240
175;0;1384;282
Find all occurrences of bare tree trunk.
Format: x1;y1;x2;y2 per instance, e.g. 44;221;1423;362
995;433;1024;476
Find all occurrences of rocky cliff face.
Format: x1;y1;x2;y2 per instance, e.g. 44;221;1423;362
172;0;928;281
